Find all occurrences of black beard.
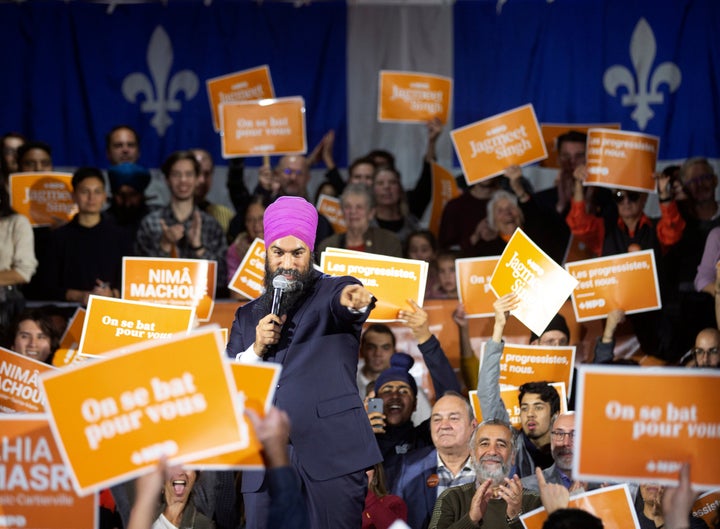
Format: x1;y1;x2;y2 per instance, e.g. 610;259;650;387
256;263;316;317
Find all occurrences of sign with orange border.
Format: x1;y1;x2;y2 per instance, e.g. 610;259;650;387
122;257;217;322
539;123;621;168
8;172;76;227
320;249;428;322
456;256;500;318
187;362;281;470
78;296;195;358
585;129;659;192
469;382;567;429
0;414;97;528
220;97;306;158
575;366;720;489
566;250;661;322
206;65;275;131
493;343;575;393
429;162;461;237
451;104;547;186
317;194;346;234
378;70;452;124
40;327;248;495
0;348;56;413
228;238;266;300
692;490;720;527
520;484;640;529
53;307;86;367
490;229;579;337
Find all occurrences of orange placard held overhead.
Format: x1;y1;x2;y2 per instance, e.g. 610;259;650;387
8;172;76;227
469;383;567;429
187;362;281;470
585;128;659;192
428;162;461;237
220;97;306;158
575;366;720;489
40;327;248;495
0;415;97;529
78;296;195;358
539;123;620;168
0;348;55;413
456;256;500;318
566;250;661;322
206;65;275;131
316;194;346;234
52;307;86;367
490;229;579;337
692;490;720;527
122;257;217;322
320;249;428;322
451;104;547;186
228;238;266;300
492;343;575;392
378;70;452;124
520;484;640;529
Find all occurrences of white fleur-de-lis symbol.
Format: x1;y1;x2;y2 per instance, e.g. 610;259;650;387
122;26;199;137
603;18;681;130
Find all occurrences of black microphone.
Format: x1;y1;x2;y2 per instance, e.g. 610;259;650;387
270;275;302;316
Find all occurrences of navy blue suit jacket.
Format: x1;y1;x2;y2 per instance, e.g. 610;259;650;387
227;271;382;488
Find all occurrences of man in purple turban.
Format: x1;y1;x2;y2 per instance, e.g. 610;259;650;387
227;195;382;529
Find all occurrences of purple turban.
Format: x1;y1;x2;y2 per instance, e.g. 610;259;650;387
264;196;318;250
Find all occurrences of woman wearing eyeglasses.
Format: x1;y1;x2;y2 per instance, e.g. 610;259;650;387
567;165;686;358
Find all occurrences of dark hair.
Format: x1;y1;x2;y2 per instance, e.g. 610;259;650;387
105;125;139;150
518;381;561;415
403;229;438;259
542;508;603;529
349;156;376;175
556;130;587;151
16;141;52;164
161;150;200;179
365;149;396;170
368;463;390;498
361;323;396;350
0;178;14;217
71;167;105;190
9;309;61;363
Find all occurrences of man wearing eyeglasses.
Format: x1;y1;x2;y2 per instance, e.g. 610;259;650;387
690;328;720;368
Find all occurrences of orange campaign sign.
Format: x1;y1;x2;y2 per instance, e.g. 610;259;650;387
575;366;720;489
692;490;720;527
206;65;275;131
320;249;429;322
78;296;195;358
0;414;97;529
8;172;76;227
122;257;217;322
220;96;306;158
0;348;55;413
228;238;266;300
451;104;548;186
566;250;661;322
520;484;639;529
585;128;660;192
316;194;346;234
378;70;452;124
187;362;281;470
428;162;461;237
40;327;248;495
456;256;501;318
469;382;567;429
539;123;621;168
492;343;575;393
52;307;86;367
490;229;579;337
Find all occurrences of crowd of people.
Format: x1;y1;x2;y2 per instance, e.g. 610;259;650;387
1;121;718;529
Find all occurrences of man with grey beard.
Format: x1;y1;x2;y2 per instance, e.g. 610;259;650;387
428;419;541;529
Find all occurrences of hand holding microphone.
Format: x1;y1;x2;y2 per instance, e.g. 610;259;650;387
253;275;302;357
